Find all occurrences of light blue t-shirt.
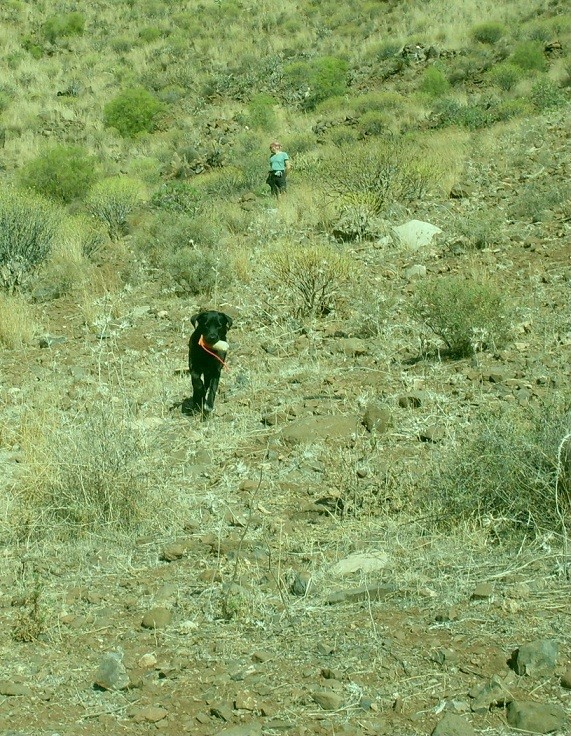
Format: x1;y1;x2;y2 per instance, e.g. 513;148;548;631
270;151;289;172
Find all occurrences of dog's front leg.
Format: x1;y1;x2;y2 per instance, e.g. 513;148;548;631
191;371;206;412
204;372;221;413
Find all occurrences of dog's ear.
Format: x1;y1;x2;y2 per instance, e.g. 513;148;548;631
224;314;233;329
191;313;200;327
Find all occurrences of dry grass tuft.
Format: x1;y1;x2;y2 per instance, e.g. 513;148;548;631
0;292;38;348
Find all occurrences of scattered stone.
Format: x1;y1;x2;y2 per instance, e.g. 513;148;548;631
429;648;457;666
199;568;223;583
39;335;67;348
506;701;567;734
137;653;157;669
281;415;360;445
211;705;234;722
471;582;494;600
330;551;389;577
94;651;129;691
404;264;427;280
469;674;513;713
0;682;33;697
326;583;397;605
214;724;262;736
397;392;423;408
235;693;257;711
251;651;271;663
434;607;459;622
513;639;559;677
362;402;392;433
560;667;571;689
418;425;445;443
449;183;475;199
141;607;172;629
132;706;168;723
431;713;476;736
160;543;186;561
311;690;344;711
392;220;442;250
290;571;312;596
338;337;368;356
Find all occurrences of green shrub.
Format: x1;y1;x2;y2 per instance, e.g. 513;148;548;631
265;241;353;318
530;76;566;110
161;246;228;296
365;40;401;62
485;62;522;91
150;181;203;215
19;145;97;204
246;93;277;130
350;91;404;115
509;181;565;223
323;138;437;216
0;188;61;291
110;35;134;53
357;110;389;137
510;41;548;72
419;65;450;97
283;56;348;109
103;87;165;138
42;12;85;44
432;98;494;130
423;401;570;537
15;404;157;539
470;21;506;45
410;275;511;357
138;26;163;43
0;292;38;348
21;34;43;59
87;177;147;240
492;97;531;122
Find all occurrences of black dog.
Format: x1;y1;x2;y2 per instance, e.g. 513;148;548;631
188;310;232;414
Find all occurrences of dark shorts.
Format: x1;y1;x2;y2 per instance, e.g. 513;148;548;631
267;171;287;195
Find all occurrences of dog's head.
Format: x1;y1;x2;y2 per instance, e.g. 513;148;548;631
191;311;233;347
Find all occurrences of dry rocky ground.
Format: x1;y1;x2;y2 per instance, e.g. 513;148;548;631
0;112;569;736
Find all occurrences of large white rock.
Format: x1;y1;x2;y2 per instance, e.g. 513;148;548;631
392;219;442;250
330;551;390;577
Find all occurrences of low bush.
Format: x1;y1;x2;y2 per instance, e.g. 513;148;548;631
265;241;353;318
323;138;438;217
470;21;506;45
150;180;203;215
350;91;404;116
103;87;165;138
161;246;229;297
419;65;450;97
357;110;389;137
246;93;277;130
485;62;522;91
42;12;85;44
283;56;348;110
138;26;164;43
0;292;38;348
19;145;98;204
510;41;548;72
86;177;147;240
423;400;570;537
410;275;511;357
14;404;158;539
0;188;61;291
530;76;566;110
509;181;565;222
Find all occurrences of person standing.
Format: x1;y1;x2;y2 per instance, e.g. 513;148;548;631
267;141;290;197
